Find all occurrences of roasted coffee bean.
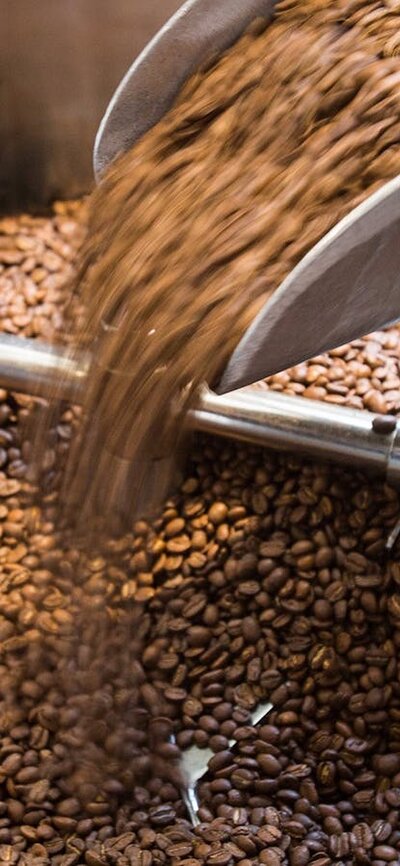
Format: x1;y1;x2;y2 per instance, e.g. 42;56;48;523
257;754;281;777
372;821;392;843
351;823;374;851
259;851;282;866
289;844;310;866
372;845;398;861
374;755;400;776
257;826;283;845
385;789;400;808
307;858;332;866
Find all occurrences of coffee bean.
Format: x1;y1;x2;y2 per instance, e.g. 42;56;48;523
257;826;282;845
242;616;261;642
209;736;230;753
85;853;107;866
372;822;392;843
165;518;185;537
258;754;281;777
207;503;228;526
188;626;210;647
259;850;281;866
0;754;22;777
166;842;193;857
307;858;332;866
385;789;400;808
372;845;398;861
164;687;187;702
374;755;400;777
213;704;233;722
53;816;77;833
181;705;200;730
350;823;374;852
289;845;310;866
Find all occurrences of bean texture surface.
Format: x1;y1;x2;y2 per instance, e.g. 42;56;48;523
1;199;400;865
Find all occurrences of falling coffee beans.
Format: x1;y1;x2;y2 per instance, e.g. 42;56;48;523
37;0;400;527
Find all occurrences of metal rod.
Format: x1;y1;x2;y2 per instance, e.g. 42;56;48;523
190;387;400;486
0;334;399;485
0;335;89;403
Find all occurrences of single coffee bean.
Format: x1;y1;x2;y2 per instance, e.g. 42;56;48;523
257;754;281;777
372;822;392;843
374;755;400;777
372;845;398;861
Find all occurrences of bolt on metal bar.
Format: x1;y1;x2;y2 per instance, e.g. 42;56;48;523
0;333;399;485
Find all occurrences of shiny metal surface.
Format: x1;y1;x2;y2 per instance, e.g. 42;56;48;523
218;176;400;392
0;333;399;485
189;387;400;485
387;424;400;488
0;335;89;403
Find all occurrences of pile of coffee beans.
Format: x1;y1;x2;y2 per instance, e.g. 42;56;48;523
260;328;400;416
0;202;86;342
1;383;400;865
2;205;400;864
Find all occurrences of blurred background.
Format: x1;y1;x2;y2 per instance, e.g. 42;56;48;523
1;0;182;212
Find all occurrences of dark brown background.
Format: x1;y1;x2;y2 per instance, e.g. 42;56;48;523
1;0;182;211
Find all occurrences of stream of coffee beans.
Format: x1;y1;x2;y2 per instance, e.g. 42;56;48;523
45;0;400;527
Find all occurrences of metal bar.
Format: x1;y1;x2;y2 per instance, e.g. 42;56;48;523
189;387;400;486
0;333;399;484
0;335;89;403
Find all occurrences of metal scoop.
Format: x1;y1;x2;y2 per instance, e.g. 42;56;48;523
94;0;400;392
177;700;273;825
